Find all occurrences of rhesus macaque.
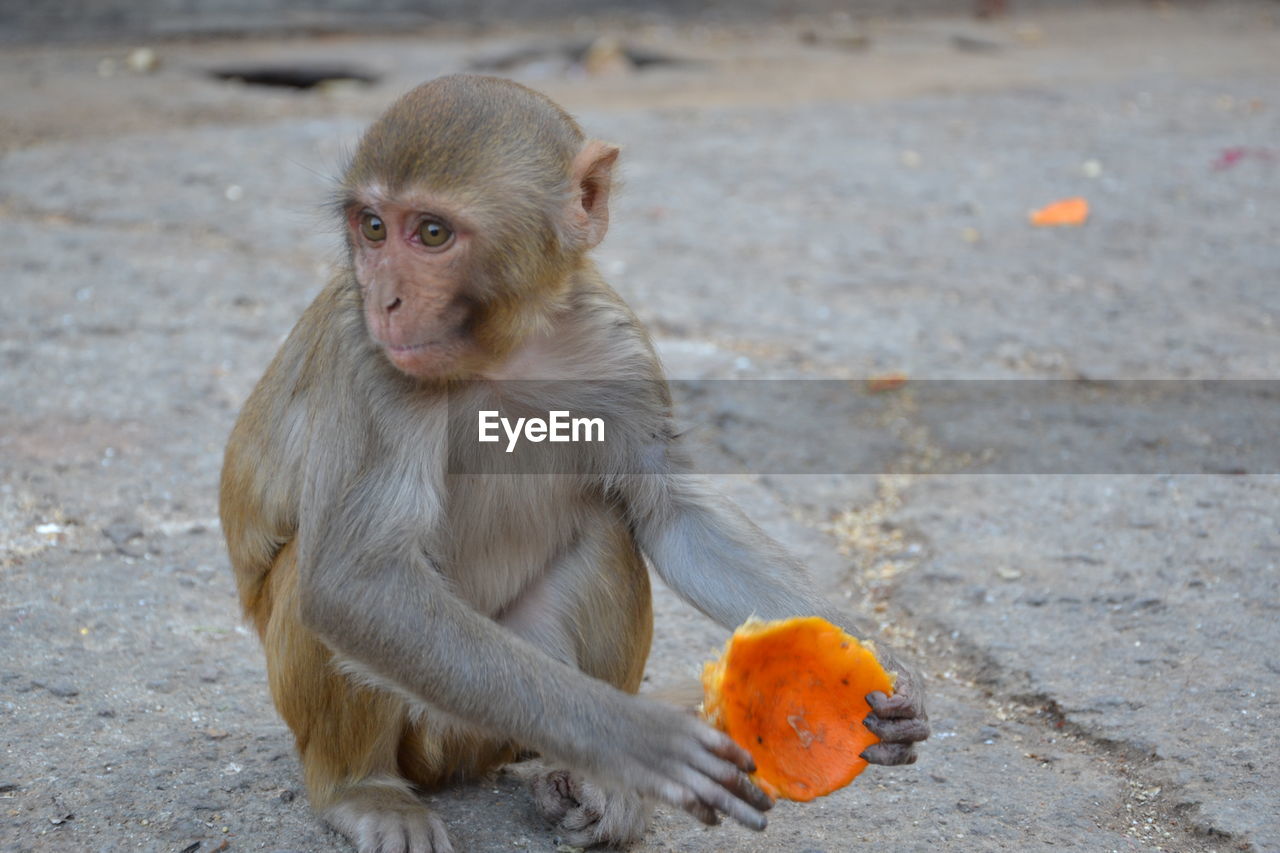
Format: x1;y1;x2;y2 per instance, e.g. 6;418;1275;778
220;74;928;853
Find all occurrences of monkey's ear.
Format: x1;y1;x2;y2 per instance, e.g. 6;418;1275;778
569;140;620;251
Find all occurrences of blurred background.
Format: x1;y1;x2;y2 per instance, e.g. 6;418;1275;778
1;0;1089;42
2;2;1278;852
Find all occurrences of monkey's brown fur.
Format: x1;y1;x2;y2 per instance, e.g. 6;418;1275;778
221;74;928;853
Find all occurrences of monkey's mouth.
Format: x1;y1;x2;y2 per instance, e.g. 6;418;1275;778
381;333;471;378
386;341;434;355
384;331;462;355
385;339;451;362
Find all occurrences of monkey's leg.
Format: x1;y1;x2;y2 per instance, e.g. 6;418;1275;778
501;521;657;848
257;542;455;853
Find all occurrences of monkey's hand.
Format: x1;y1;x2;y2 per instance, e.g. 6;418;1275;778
604;696;773;831
862;656;930;766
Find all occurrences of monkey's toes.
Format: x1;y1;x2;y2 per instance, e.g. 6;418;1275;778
531;770;651;848
531;768;580;823
325;786;455;853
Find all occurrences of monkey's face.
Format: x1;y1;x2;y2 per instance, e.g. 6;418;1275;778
347;194;480;380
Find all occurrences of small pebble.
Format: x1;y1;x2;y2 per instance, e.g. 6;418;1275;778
44;682;80;698
102;522;144;548
125;47;159;74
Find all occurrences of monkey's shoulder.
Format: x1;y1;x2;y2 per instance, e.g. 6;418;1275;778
221;278;371;558
486;274;662;386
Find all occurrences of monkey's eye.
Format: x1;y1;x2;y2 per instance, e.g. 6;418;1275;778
359;213;386;242
418;219;453;248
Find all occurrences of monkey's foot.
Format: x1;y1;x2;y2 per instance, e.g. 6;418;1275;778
324;779;454;853
531;769;651;849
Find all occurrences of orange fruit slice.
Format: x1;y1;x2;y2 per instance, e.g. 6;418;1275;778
701;616;895;801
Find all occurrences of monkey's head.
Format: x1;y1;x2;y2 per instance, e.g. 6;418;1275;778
339;74;619;381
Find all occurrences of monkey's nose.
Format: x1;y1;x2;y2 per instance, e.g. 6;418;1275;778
385;297;402;313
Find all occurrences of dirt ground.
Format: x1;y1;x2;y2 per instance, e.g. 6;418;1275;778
2;3;1278;852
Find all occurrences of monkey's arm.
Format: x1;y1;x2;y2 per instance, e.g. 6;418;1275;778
221;282;364;619
295;469;772;829
621;470;930;764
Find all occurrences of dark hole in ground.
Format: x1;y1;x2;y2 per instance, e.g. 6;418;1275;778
207;65;380;89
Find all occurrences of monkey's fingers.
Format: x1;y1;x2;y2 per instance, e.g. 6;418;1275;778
864;713;931;744
860;742;919;766
680;767;769;832
697;726;758;774
867;689;924;720
658;722;770;830
687;747;774;815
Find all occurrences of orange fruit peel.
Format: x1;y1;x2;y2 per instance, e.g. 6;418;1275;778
701;616;895;802
867;372;908;393
1029;196;1090;227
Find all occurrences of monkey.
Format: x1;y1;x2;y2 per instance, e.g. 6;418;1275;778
220;74;929;853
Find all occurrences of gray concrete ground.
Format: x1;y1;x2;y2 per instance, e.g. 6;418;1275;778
2;4;1278;852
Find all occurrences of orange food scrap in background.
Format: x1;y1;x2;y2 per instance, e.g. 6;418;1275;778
702;616;896;802
1029;196;1090;227
867;372;908;392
